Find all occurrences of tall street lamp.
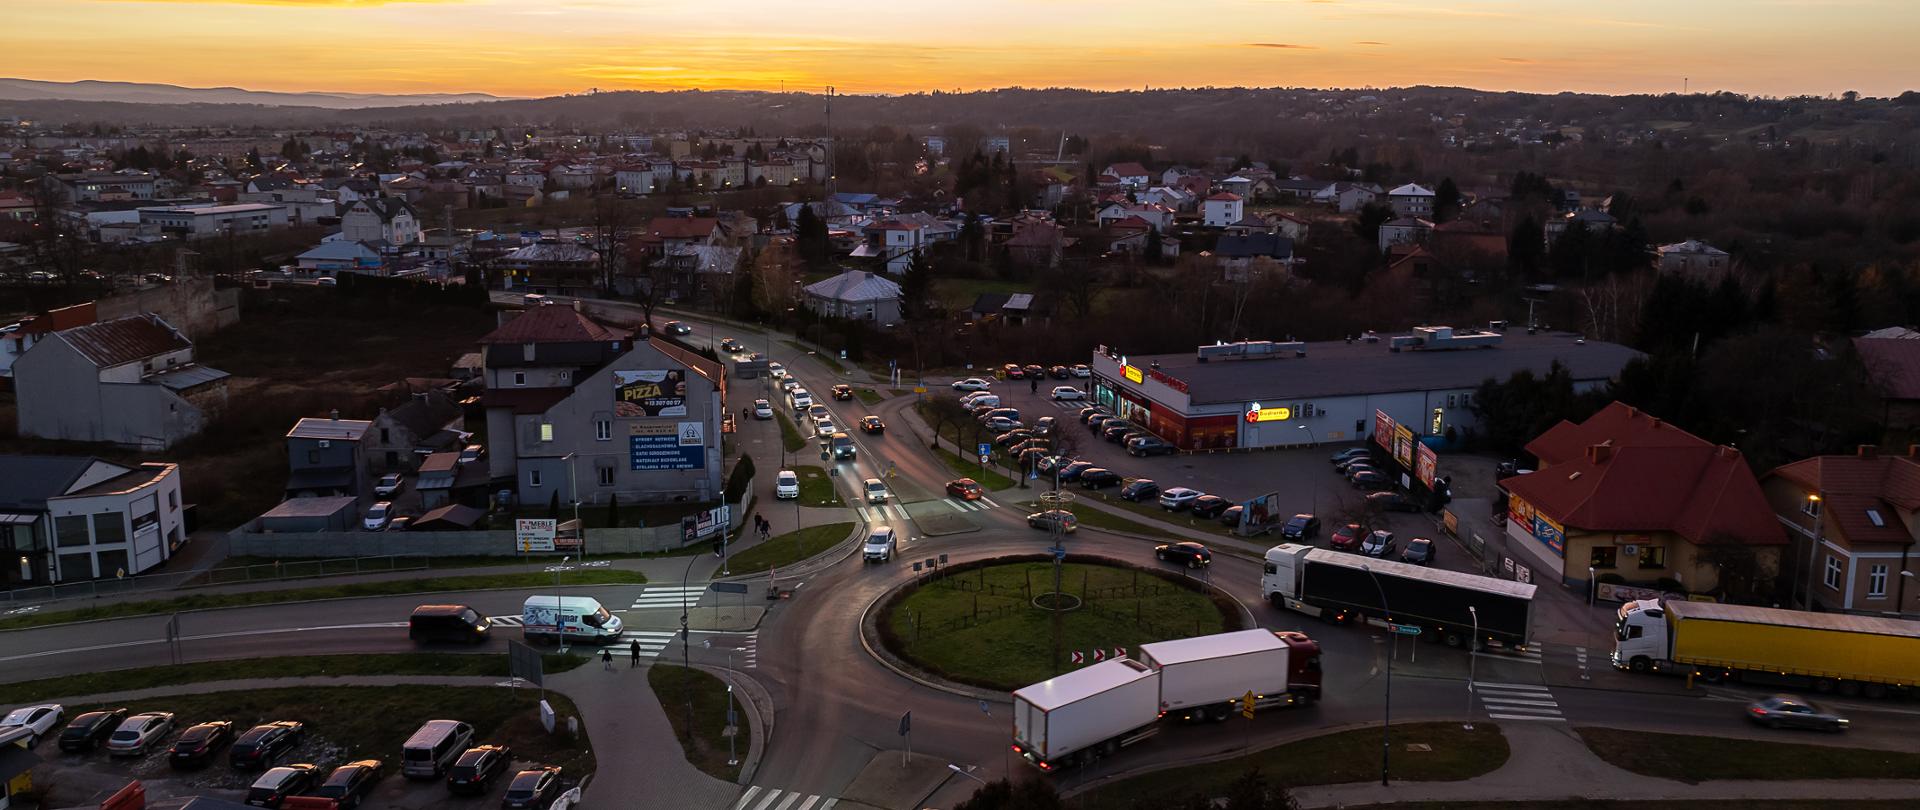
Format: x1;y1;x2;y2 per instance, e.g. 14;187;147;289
1803;493;1823;609
1297;425;1319;516
1464;605;1478;731
1361;564;1393;786
563;452;582;559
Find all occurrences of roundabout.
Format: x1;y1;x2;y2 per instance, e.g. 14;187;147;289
875;554;1245;692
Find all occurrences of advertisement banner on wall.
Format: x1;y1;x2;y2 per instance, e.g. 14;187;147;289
681;504;731;542
1392;423;1416;469
629;422;705;470
1373;410;1393;449
613;369;688;417
1415;443;1438;487
1507;495;1565;557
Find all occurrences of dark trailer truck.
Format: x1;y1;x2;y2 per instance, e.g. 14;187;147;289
1261;543;1536;649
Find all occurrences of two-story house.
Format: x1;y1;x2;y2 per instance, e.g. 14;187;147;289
13;314;230;450
1387;183;1435;218
284;412;374;501
1103;163;1152;190
1764;445;1920;615
480;305;725;508
340;197;420;246
1655;239;1731;281
1202;193;1245;228
365;391;467;472
853;219;925;275
0;454;186;586
802;270;902;323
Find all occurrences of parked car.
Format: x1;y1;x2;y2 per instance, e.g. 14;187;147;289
1027;510;1078;533
1;704;63;747
385;516;413;532
982;407;1023;422
1351;470;1393;491
107;711;175;756
863;478;890;503
1087;413;1115;431
959;391;999;407
952;377;993;391
1328;523;1364;552
1008;438;1049;456
753;399;774;419
169;721;236;769
363;502;394;531
58;708;126;752
831;384;854;401
995;429;1033;447
1035;455;1074;476
1051;386;1085;401
1746;695;1848;732
859;415;885;433
775;470;800;499
229;721;304;770
1032;416;1057;435
1366;491;1422;513
1071;364;1091;378
1280;514;1322;541
1101;422;1135;442
446;745;512;796
1017;446;1052;468
1337;456;1375;476
1155;541;1213;568
1128;436;1176;456
1330;447;1371;465
1400;537;1436;565
1022;364;1047;379
946;479;984;500
247;763;320;808
1048;365;1072;380
315;759;385;809
985;416;1023;432
1189;495;1232;519
1158;487;1202;511
374;473;403;497
1360;530;1396;557
1119;479;1160;502
1077;406;1107;424
1079;468;1121;488
1001;363;1025;379
502;767;564;810
1217;505;1244;527
1057;461;1095;482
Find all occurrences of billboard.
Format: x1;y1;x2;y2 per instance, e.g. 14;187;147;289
1237;492;1281;536
1373;410;1393;449
1507;494;1565;557
681;505;731;542
629;421;706;470
1392;423;1416;469
516;518;557;552
613;369;688;417
1415;442;1438;487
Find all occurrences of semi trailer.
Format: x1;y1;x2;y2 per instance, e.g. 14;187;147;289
1612;598;1920;697
1261;543;1536;649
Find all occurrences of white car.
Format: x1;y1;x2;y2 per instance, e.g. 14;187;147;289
1158;487;1202;510
791;390;813;409
862;526;898;563
864;478;889;503
0;704;63;747
1051;386;1086;401
374;473;403;497
808;404;831;421
769;362;788;379
1071;364;1092;378
951;378;993;392
363;501;393;531
753;399;774;419
107;712;175;756
775;470;800;499
959;391;995;406
814;417;837;437
781;378;801;392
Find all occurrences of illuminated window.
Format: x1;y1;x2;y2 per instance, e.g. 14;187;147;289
539;423;554;442
1638;546;1666;569
1589;546;1616;569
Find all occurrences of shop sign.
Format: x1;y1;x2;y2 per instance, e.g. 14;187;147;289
1243;402;1292;423
1148;368;1189;393
1121;364;1144;384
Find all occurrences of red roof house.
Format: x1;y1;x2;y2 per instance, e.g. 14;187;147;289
1764;445;1920;612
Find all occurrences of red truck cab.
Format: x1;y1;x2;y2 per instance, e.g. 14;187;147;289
1278;631;1323;701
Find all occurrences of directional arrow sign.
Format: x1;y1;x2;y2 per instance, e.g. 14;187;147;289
1388;623;1423;636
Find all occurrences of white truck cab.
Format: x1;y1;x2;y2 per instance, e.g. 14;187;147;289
1611;598;1670;672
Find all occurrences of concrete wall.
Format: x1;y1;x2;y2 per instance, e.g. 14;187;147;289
229;525;691;556
96;276;240;340
14;337;104;443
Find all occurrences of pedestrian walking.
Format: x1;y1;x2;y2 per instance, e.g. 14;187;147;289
629;638;641;667
601;648;614;671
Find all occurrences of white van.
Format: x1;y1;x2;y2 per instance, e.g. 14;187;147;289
401;719;474;779
521;595;624;644
962;393;1001;409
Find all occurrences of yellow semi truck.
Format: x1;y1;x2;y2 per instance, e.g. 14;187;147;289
1612;598;1920;698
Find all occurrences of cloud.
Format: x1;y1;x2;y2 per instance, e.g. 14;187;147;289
1499;57;1535;64
1247;43;1318;49
95;0;456;6
1353;40;1389;46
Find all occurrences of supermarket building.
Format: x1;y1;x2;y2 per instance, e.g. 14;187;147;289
1087;326;1639;451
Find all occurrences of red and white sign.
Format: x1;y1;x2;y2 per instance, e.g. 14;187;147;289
1071;651;1084;665
1113;647;1126;659
1092;649;1107;662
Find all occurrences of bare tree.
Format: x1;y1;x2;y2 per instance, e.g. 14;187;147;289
587;192;636;294
25;177;90;284
922;394;974;450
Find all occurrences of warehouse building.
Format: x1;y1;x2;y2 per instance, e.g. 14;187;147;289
1087;326;1639;451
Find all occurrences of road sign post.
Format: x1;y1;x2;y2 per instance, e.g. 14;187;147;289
899;711;912;766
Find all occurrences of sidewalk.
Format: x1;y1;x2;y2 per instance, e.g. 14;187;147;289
1292;722;1920;808
548;662;743;809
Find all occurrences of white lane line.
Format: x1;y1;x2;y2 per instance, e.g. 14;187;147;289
773;794;803;810
945;500;966;513
732;787;761;810
1486;713;1565;721
980;497;1000;508
1480;698;1562;709
855;507;873;522
890;504;909;520
819;800;837;810
795;796;821;810
1473;681;1552;692
749;789;783;810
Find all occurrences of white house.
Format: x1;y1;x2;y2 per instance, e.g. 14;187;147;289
138;203;288;239
1104;162;1152;190
853;219;926;275
1387;183;1436;218
1378;217;1434;253
1655;239;1731;280
1096;202;1176;232
340;197;420;246
803;270;903;323
1202;193;1244;228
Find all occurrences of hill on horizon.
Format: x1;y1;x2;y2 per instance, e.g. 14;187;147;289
0;77;510;109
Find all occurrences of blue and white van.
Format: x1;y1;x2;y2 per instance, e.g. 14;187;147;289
521;595;624;644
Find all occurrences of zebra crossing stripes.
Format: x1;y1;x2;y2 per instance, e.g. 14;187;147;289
741;631;758;669
487;616;524;627
1472;681;1564;722
622;629;678;658
854;503;910;523
631;585;707;610
945;496;1001;512
1473;645;1544;664
733;786;836;810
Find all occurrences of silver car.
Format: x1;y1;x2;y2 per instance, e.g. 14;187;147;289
1746;695;1847;732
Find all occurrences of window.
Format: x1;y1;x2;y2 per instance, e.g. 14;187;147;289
92;513;126;545
55;515;90;548
167;491;177;510
1824;555;1843;590
529;469;543;488
1803;497;1822;518
1638;545;1666;569
306;449;320;464
1460;392;1472;407
539;423;554;442
522;342;536;362
513;371;526;387
96;549;128;579
598;466;615;486
1869;564;1888;598
379;428;390;443
1446;394;1456;408
1589;546;1617;569
595;420;612;441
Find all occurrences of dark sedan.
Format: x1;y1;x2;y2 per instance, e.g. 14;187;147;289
1281;514;1321;541
1048;365;1072;379
1367;491;1422;513
1087;413;1115;431
1746;695;1847;732
1400;537;1437;564
315;760;384;809
1101;422;1135;442
1352;470;1393;491
1079;468;1122;488
502;767;564;809
1217;505;1244;527
1189;495;1232;519
58;708;127;753
1078;406;1108;425
246;763;319;808
1119;479;1160;502
170;721;235;769
1022;364;1047;379
447;744;512;796
1128;436;1176;456
1057;461;1095;482
1155;541;1213;568
229;721;304;770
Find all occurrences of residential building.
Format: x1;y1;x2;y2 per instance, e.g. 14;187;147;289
1103;163;1152;190
284;413;375;501
1500;402;1785;591
1378;217;1433;253
1853;337;1920;433
0;455;185;586
1544;209;1617;247
1387;183;1435;218
1096;202;1175;232
632;217;720;259
13;314;229;450
366;391;467;472
502;239;600;295
1005;220;1071;270
0;302;94;378
1213;234;1294;282
1655;239;1731;281
479;305;726;507
138;203;288;238
802;270;903;323
294;240;384;277
1764;446;1920;615
852;219;925;275
340;197;420;246
51;172;157;202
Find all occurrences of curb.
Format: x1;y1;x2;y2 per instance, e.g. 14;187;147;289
696;663;774;784
715;522;865;584
1059;720;1392;799
855;576;1010;703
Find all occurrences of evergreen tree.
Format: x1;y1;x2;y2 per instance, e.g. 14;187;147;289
1508;215;1544;279
1145;226;1164;263
794;204;831;269
606;492;620;528
1433;177;1461;223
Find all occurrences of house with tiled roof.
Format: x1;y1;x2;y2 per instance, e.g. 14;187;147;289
1202;192;1244;228
1500;402;1785;592
340;196;420;245
13;314;229;450
1765;446;1920;615
1103;163;1152;190
1853;337;1920;433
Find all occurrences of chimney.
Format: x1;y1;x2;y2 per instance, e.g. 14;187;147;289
1858;444;1879;458
1586;443;1613;464
1909;444;1920;459
329;408;339;421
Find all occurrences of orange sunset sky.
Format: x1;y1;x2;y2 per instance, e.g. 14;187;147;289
3;0;1915;99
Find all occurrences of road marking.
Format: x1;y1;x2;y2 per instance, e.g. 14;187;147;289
795;797;820;810
631;585;707;610
945;500;966;513
487;616;525;627
854;506;874;522
731;787;761;810
980;496;1000;508
889;504;909;520
742;631;758;669
1473;682;1563;722
1472;681;1551;692
748;789;783;810
1485;713;1565;721
774;794;802;810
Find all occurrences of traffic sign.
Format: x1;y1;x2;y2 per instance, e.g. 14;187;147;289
979;454;991;464
977;442;992;456
913;386;927;394
1092;648;1106;662
1053;546;1067;561
1388;623;1423;636
1240;690;1257;719
1071;650;1084;664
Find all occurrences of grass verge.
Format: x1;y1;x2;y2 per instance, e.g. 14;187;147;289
793;464;844;507
1575;727;1920;782
726;522;856;575
855;387;886;406
886;560;1229;690
0;569;649;631
648;665;747;781
775;410;808;452
784;340;847;373
1018;498;1188;541
0;653;590;704
1077;723;1507;807
934;446;1017;490
1082;488;1242;538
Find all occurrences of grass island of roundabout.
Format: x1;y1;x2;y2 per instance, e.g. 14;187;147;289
878;554;1242;692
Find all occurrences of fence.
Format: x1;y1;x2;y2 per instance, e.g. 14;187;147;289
227;525;694;558
0;555;430;607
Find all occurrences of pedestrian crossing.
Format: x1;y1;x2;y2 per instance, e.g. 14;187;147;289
631;585;707;610
944;496;1002;513
621;629;678;659
1471;681;1564;722
741;631;758;669
733;786;836;810
854;502;911;523
1473;644;1544;664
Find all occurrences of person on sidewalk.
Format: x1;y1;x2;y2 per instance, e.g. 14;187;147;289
629;638;641;667
601;648;614;671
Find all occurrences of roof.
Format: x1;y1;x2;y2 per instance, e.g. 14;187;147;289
415;503;485;529
380;391;462;441
66;462;173;498
1665;600;1920;640
142;203;283;216
297;241;381;261
1389;183;1435;197
418;451;459;476
1656;239;1727;256
1768;450;1920;545
1138;628;1285;666
1383;217;1434;229
1852;337;1920;400
0;455;122;511
646;335;726;387
1205;192;1243;202
148;363;230;392
54;314;190;369
506;241;598;265
1214;234;1294;259
260;495;357;518
1502;402;1785;546
287;416;372;442
969;292;1011;314
354;197;416;223
1012;658;1154;709
804;270;901;303
1105;162;1151;179
639;216;720;241
481;306;629;344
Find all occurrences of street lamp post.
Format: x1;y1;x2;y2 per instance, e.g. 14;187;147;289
553;556;569;655
1803;493;1823;609
1464;606;1478;731
1361;564;1393;786
1297;425;1319;516
564;453;582;560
